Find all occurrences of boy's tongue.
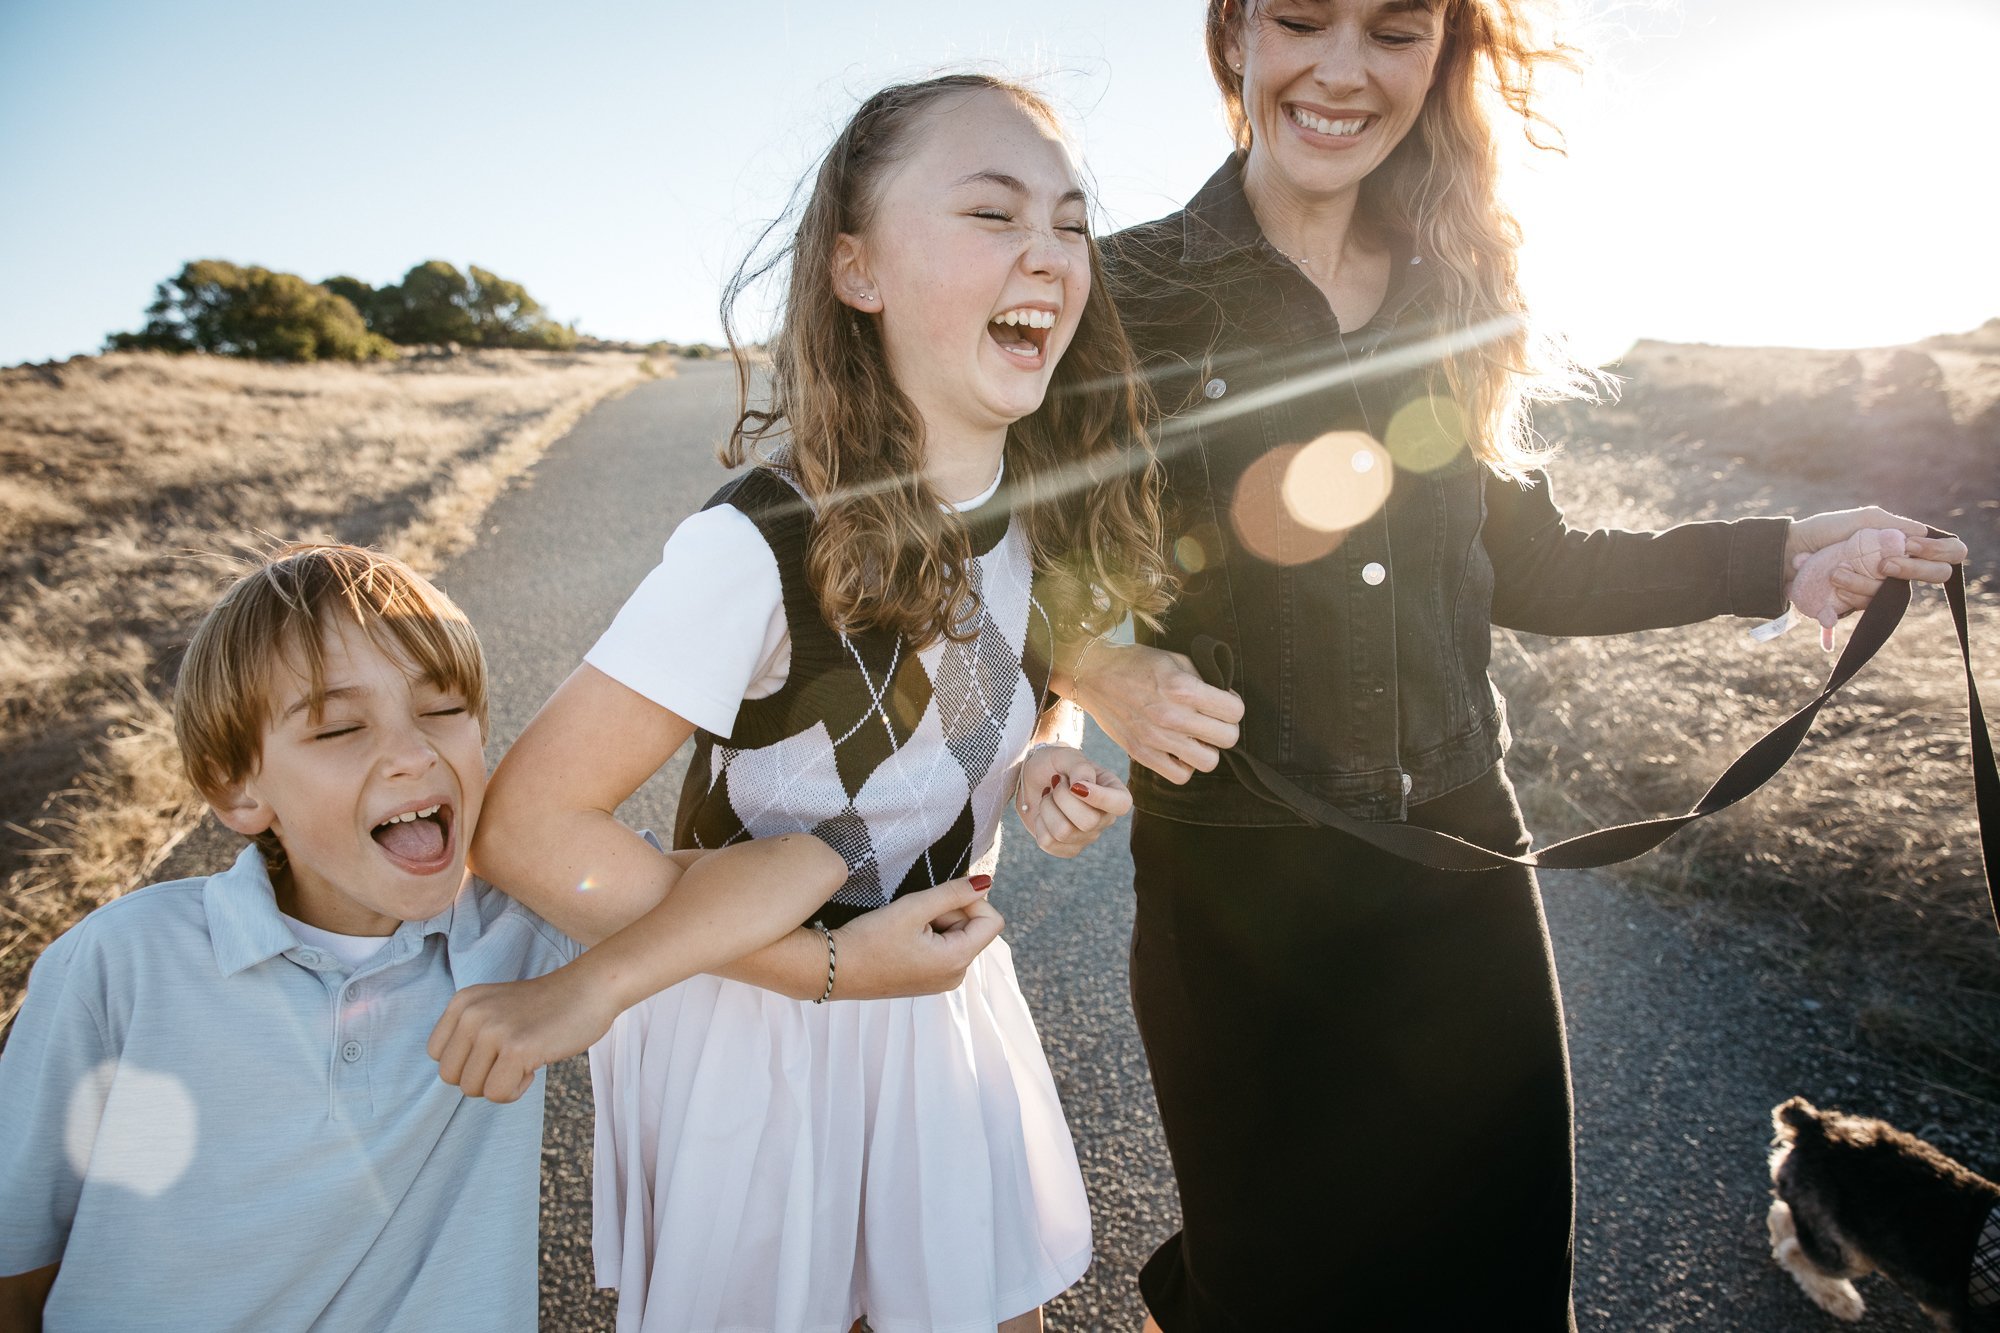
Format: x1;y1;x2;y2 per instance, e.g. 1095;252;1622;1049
375;816;445;863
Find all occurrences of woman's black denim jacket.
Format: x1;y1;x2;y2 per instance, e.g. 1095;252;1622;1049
1104;155;1792;827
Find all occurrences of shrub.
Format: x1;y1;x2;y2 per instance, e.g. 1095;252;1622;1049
361;261;577;350
109;261;396;363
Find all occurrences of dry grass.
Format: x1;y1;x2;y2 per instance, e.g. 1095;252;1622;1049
1510;334;2000;1097
0;348;651;1021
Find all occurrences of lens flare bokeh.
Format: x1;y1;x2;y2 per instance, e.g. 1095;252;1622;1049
1384;395;1469;474
1232;432;1393;566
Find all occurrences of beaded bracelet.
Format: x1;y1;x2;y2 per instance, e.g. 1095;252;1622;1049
812;920;837;1004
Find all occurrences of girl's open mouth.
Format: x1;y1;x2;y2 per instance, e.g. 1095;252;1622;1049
988;306;1055;362
370;801;456;873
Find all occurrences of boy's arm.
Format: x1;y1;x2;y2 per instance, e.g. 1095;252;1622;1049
431;831;845;1103
0;936;111;1308
0;1265;57;1332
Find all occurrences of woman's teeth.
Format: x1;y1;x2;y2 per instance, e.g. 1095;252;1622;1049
376;804;442;828
1289;107;1368;137
991;308;1056;329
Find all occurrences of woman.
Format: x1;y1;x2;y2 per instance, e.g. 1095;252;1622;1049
1053;2;1969;1327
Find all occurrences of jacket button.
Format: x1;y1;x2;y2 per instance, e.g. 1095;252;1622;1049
1203;377;1227;399
1362;562;1387;586
1401;772;1414;796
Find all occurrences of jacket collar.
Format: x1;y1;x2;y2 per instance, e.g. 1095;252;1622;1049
1179;153;1268;266
1177;153;1437;331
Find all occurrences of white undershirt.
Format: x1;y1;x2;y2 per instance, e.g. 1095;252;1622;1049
586;464;1005;735
280;911;391;970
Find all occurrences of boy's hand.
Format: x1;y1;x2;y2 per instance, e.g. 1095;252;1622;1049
427;966;620;1104
1014;744;1132;858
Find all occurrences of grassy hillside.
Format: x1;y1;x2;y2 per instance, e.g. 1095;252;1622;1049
1512;329;1999;1094
0;348;651;1019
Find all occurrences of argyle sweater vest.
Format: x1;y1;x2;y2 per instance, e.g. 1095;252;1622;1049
674;466;1057;928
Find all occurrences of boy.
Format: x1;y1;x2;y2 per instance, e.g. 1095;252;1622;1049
0;544;848;1330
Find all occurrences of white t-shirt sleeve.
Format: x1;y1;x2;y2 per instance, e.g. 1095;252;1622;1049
585;504;791;736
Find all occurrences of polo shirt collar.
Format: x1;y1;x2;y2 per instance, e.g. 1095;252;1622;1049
205;844;306;976
205;842;461;977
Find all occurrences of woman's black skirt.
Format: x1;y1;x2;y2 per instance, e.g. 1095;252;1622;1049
1129;764;1577;1331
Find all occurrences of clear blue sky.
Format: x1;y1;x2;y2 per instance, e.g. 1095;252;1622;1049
3;0;1995;368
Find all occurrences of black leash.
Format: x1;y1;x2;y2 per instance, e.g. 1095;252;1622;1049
1189;531;1998;933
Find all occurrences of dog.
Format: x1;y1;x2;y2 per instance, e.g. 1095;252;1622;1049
1767;1095;2000;1329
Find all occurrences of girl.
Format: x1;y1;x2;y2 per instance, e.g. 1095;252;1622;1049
475;74;1172;1333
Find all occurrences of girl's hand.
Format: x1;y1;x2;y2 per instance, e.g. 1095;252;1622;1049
1782;510;1968;650
1014;744;1133;858
832;877;1003;996
427;966;619;1104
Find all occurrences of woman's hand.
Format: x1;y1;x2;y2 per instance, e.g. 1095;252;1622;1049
1013;745;1133;858
1068;640;1245;785
1784;508;1968;649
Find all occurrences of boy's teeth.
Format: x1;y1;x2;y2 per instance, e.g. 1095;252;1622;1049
376;804;442;829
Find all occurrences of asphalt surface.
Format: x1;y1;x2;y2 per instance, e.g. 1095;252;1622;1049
302;359;1993;1329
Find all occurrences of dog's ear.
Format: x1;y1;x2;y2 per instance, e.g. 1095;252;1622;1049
1773;1096;1823;1142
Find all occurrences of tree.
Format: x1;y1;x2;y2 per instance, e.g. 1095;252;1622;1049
377;260;479;347
108;260;396;362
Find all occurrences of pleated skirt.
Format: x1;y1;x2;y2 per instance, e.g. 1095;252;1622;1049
590;937;1092;1333
1129;764;1578;1331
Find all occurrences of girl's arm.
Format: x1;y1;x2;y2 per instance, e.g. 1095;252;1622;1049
430;831;846;1102
473;664;1003;998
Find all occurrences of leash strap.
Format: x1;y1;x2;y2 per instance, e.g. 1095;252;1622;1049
1189;531;1997;933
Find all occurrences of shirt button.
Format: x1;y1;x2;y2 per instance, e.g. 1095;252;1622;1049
341;1040;363;1063
1203;377;1227;399
1362;562;1387;586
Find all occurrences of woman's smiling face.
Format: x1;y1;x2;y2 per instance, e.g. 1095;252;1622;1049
1226;0;1446;205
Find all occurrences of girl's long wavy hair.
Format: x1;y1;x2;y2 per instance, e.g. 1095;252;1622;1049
721;74;1173;647
1206;0;1601;478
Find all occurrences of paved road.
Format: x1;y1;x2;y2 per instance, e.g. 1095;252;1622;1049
425;360;1986;1330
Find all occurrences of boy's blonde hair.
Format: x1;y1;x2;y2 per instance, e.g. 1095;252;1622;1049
174;544;487;861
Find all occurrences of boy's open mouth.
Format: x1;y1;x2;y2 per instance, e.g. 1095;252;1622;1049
988;305;1054;361
370;802;455;872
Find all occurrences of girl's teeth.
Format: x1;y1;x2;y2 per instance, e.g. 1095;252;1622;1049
992;309;1054;329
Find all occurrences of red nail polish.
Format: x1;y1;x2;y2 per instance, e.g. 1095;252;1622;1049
1049;774;1063;790
1070;782;1091;798
970;874;992;891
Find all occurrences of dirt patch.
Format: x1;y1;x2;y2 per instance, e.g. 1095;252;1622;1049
0;348;652;1021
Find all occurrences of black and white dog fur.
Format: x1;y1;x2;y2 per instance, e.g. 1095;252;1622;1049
1767;1096;2000;1329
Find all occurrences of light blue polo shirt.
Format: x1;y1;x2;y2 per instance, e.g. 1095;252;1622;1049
0;843;581;1331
